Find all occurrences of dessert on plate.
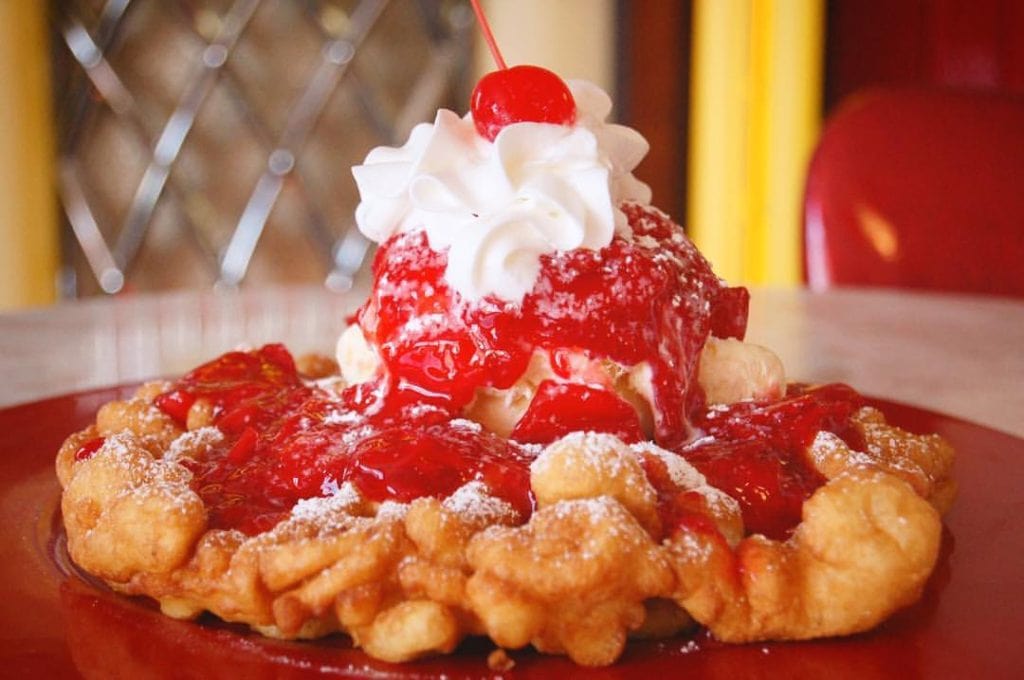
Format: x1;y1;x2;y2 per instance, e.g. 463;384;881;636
56;63;955;668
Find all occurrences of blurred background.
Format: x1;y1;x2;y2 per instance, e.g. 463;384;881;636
1;0;1023;311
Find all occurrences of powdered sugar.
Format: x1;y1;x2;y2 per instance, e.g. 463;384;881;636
375;500;409;521
546;497;647;559
629;441;707;489
444;481;517;524
323;408;363;427
628;441;741;526
449;418;484;433
531;431;633;478
90;432;198;512
290;481;362;521
166;427;223;461
810;431;875;470
665;523;716;561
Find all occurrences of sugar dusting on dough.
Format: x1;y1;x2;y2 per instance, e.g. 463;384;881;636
444;481;517;524
531;431;633;479
629;440;741;520
166;426;223;461
629;441;706;488
94;432;198;514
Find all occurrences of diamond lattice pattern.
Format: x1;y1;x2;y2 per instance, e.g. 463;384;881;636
54;0;473;296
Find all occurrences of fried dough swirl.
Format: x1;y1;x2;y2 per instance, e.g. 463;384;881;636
57;379;954;666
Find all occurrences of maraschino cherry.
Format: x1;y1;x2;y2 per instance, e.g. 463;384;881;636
468;0;576;141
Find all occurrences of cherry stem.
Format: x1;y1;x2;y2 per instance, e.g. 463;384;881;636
470;0;507;70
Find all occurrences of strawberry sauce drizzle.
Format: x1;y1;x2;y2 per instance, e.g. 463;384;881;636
141;204;865;540
510;381;645;446
150;345;865;540
678;383;866;540
357;203;749;448
74;436;106;461
154;345;535;535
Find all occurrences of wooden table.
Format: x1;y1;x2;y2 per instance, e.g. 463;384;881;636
1;285;1021;437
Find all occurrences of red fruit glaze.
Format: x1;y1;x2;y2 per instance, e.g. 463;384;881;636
151;345;868;541
471;65;576;141
635;447;735;543
510;380;644;446
155;343;303;432
155;345;537;534
678;383;866;539
142;210;865;543
356;202;749;448
74;436;106;461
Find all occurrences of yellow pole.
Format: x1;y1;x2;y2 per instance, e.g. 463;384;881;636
688;0;824;286
688;0;751;282
0;1;59;310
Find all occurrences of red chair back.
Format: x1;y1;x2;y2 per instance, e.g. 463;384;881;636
804;88;1024;296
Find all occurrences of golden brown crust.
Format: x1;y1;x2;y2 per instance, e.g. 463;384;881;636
466;497;675;666
295;353;341;380
56;425;99;487
530;433;662;535
95;388;181;445
57;382;955;666
667;470;941;642
61;432;207;583
809;407;957;513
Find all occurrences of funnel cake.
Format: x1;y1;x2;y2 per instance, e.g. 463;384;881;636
57;74;955;668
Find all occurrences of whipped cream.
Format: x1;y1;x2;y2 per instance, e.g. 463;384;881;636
351;80;652;303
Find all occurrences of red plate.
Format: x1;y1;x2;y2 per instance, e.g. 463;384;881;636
2;386;1022;678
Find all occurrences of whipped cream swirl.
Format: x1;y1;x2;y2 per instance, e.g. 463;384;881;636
352;80;652;303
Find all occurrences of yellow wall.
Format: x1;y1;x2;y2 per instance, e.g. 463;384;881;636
0;1;59;310
688;0;824;285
